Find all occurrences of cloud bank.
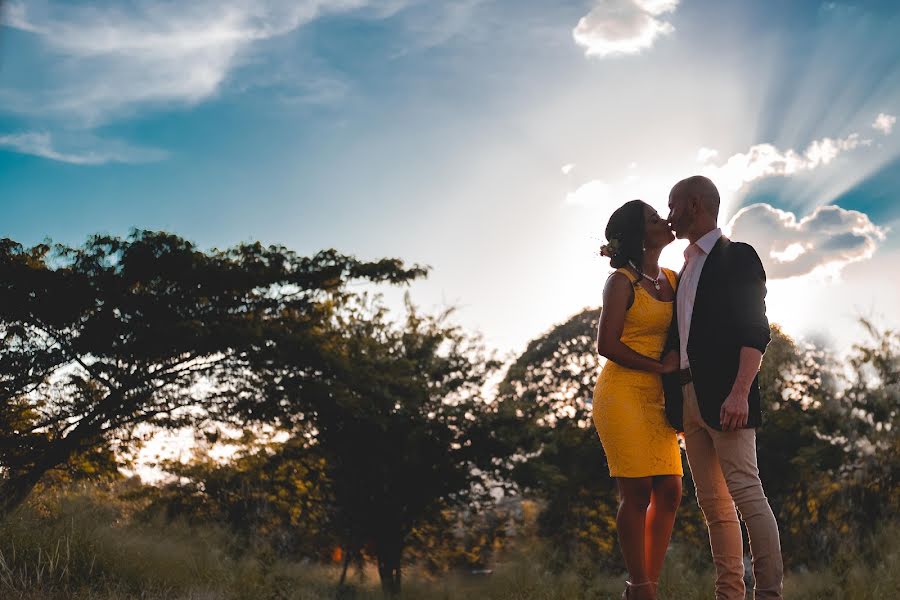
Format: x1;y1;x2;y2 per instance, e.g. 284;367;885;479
728;203;886;279
698;133;872;193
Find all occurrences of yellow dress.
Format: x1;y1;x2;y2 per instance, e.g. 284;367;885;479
592;267;683;478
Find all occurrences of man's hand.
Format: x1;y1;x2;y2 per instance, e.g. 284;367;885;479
660;350;680;374
720;387;749;431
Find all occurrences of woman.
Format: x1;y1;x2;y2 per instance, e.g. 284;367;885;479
593;200;682;600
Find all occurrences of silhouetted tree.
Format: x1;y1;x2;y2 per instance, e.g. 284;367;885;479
752;321;900;567
779;320;900;566
227;293;505;595
0;231;425;517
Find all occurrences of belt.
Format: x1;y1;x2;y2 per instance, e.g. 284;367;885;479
678;367;693;386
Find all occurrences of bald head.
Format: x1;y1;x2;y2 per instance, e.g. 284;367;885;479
670;175;720;219
667;175;721;242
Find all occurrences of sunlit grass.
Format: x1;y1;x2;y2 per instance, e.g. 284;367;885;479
1;484;898;599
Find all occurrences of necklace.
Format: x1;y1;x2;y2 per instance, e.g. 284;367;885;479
628;260;663;291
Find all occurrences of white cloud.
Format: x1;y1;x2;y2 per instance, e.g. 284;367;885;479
565;179;612;206
573;0;678;58
0;131;167;165
1;0;378;124
698;133;871;192
872;112;896;135
728;203;887;279
634;0;679;12
561;163;576;175
696;147;718;162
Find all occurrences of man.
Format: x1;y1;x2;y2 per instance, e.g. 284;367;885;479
662;175;783;599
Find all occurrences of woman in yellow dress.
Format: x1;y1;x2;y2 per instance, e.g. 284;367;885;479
594;200;682;600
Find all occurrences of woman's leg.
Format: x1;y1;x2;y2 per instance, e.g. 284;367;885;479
616;477;654;587
644;475;682;582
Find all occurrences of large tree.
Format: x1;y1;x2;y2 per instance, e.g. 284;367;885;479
0;231;425;516
225;293;506;595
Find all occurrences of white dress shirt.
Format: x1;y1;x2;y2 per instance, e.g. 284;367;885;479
677;228;722;369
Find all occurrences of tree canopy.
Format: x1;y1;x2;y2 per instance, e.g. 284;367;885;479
0;231;426;516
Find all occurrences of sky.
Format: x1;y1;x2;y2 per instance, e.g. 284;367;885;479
2;0;900;366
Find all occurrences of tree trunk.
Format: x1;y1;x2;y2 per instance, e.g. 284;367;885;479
376;535;403;596
338;546;351;588
0;420;99;520
0;472;42;519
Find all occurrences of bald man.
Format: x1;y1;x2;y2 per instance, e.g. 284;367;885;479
662;176;783;599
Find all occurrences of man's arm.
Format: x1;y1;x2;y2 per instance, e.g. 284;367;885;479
730;243;771;353
720;347;763;430
720;243;770;431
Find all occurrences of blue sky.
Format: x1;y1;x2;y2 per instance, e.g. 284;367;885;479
2;0;900;358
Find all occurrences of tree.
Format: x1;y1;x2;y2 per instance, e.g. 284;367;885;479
143;434;334;560
227;293;505;595
405;495;528;576
755;327;845;520
0;232;425;517
493;308;624;566
494;308;899;571
755;321;899;567
784;320;900;565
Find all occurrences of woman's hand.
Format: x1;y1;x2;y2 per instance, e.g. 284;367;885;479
659;350;680;374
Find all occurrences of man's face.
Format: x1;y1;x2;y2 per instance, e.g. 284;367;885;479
667;191;691;239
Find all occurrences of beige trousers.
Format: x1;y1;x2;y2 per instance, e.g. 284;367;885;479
682;382;783;600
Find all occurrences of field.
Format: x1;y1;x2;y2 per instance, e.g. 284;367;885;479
2;485;898;600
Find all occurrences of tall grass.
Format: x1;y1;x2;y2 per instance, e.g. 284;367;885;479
1;483;898;599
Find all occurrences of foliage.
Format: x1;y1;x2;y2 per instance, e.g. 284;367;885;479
2;228;898;591
493;308;623;567
0;231;425;516
405;497;534;576
496;309;900;573
777;321;900;568
139;435;335;560
223;292;507;594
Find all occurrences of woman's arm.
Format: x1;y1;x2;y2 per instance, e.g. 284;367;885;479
597;272;678;374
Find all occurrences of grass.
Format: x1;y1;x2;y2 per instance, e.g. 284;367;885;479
1;484;899;599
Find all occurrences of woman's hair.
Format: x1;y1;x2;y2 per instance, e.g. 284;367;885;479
603;200;645;269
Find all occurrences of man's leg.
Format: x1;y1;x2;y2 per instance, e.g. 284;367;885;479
682;383;745;600
710;427;783;599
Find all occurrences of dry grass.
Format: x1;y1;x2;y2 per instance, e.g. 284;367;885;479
1;485;898;599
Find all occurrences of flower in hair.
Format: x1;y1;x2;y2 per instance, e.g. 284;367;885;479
600;237;621;258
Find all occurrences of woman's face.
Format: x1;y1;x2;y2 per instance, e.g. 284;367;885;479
643;203;675;249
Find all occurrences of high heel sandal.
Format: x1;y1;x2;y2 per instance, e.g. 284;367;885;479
622;580;655;599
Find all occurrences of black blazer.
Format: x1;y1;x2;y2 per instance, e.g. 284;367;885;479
662;236;771;432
